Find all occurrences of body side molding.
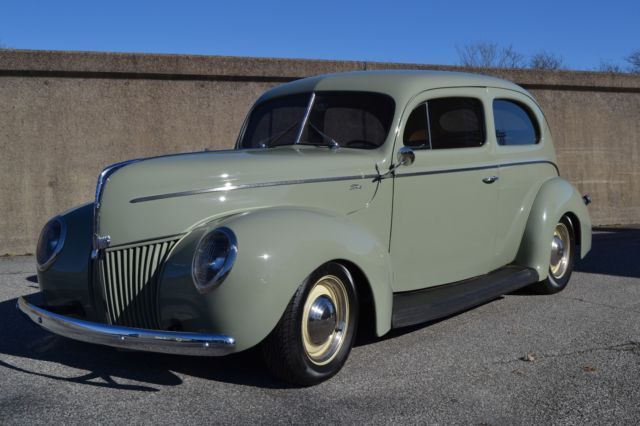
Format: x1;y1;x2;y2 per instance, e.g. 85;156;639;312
129;160;558;204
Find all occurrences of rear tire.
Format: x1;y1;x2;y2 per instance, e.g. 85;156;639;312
261;262;358;386
529;216;576;294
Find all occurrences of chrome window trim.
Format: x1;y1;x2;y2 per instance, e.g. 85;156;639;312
295;92;316;145
493;98;541;146
425;101;433;150
237;91;396;150
402;96;487;151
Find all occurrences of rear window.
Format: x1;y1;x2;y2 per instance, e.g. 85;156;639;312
493;100;540;145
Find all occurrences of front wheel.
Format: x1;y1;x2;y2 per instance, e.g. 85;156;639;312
529;216;576;294
261;262;358;386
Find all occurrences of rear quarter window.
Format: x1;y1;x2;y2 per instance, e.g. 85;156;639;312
493;99;540;145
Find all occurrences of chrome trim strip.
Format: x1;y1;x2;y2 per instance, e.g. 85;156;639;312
425;102;433;150
106;233;186;251
92;159;141;259
396;160;559;178
17;297;236;357
130;174;379;203
295;92;316;145
129;160;558;204
499;159;559;175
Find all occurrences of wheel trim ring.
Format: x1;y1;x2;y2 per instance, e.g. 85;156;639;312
549;222;571;279
301;275;349;366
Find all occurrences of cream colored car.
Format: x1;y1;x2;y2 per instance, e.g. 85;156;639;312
21;70;592;386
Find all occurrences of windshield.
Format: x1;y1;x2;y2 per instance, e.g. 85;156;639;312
239;92;395;149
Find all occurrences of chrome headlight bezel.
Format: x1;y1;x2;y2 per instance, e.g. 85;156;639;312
191;227;238;294
36;216;67;271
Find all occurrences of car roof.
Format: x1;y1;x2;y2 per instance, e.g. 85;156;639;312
258;70;526;103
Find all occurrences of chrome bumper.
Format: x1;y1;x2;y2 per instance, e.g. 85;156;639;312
17;297;236;356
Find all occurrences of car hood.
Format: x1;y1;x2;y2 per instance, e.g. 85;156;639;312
98;146;384;246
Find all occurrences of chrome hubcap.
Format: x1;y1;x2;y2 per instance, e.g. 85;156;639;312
301;275;349;366
307;295;337;345
549;222;571;279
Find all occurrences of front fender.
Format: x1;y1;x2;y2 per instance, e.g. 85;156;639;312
516;177;592;280
36;202;95;315
159;207;393;351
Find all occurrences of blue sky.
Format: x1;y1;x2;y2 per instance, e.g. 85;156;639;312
1;0;638;70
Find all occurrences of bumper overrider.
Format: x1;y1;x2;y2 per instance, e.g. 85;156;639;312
17;297;235;356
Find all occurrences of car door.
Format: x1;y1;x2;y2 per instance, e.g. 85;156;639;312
390;88;500;292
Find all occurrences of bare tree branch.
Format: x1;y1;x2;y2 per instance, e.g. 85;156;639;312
456;42;525;69
456;42;498;68
498;45;526;69
626;49;640;73
597;61;624;73
530;51;563;70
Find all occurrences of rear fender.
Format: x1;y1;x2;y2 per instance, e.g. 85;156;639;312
516;177;592;280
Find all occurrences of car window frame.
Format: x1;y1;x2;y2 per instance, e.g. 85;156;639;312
235;90;397;150
401;95;487;151
492;98;541;147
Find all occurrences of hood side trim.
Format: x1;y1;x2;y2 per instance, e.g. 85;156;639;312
130;174;379;204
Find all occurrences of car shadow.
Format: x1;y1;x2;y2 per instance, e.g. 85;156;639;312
574;227;640;279
0;294;291;391
510;227;640;296
4;228;636;390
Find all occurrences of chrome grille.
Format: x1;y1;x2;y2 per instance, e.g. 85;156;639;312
101;238;179;329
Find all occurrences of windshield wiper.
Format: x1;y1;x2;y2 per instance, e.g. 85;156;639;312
256;120;302;148
305;122;340;148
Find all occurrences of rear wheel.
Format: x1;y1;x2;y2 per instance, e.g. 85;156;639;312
529;216;576;294
262;262;358;386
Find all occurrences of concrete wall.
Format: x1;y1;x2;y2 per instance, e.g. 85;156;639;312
1;50;638;255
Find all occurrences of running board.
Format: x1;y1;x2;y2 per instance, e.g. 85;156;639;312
392;265;538;329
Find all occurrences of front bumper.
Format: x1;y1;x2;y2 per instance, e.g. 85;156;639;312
17;297;236;356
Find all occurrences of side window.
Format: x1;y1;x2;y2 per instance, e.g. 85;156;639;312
402;104;428;148
428;98;485;149
493;99;540;145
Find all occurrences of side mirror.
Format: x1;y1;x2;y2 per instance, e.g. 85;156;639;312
397;147;415;167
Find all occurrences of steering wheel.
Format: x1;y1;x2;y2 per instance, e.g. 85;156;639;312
344;139;379;149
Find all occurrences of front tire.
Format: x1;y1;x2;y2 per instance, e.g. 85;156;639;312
261;262;358;386
529;216;576;294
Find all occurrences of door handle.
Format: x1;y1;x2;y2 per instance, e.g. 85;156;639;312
482;176;499;184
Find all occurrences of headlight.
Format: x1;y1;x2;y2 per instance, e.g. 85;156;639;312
192;227;238;293
36;216;66;271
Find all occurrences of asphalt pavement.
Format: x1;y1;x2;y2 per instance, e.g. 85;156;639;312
0;229;639;425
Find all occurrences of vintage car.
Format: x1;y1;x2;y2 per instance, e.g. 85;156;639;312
19;70;592;385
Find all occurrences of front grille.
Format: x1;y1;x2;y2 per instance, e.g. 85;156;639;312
101;238;179;329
